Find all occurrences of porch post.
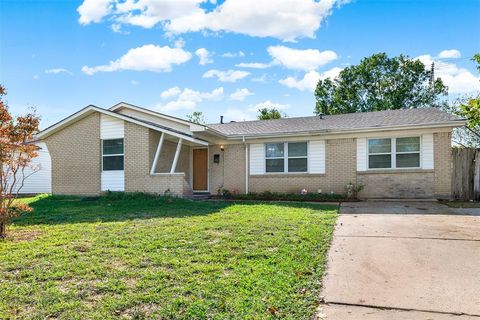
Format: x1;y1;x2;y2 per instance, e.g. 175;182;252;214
150;132;164;175
170;138;183;174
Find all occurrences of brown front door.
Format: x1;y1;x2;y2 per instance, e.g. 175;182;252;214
193;149;208;191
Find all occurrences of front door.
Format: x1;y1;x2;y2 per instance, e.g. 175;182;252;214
193;148;208;191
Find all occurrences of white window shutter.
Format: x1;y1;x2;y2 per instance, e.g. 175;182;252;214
357;137;367;171
249;143;265;175
422;133;434;169
309;140;325;174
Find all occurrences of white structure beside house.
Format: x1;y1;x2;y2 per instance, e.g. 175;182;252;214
12;141;52;194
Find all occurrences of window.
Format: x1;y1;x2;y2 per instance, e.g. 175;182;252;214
368;137;420;169
265;142;307;173
368;138;392;169
102;139;124;171
396;137;420;168
265;143;284;172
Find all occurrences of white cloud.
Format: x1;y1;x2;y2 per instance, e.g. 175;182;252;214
33;75;39;80
160;86;182;99
279;67;342;91
77;0;349;42
438;49;461;59
203;69;250;82
167;0;348;41
78;0;202;28
441;72;480;94
174;38;186;48
77;0;112;24
230;88;254;101
267;45;337;71
415;54;480;94
220;100;289;122
251;74;268;83
131;80;140;85
81;44;191;75
247;100;289;112
195;48;213;65
157;87;224;111
111;23;130;34
222;108;257;122
221;51;245;58
223;108;256;122
45;68;73;75
235;62;271;69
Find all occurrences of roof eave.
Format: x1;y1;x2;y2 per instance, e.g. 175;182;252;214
218;120;466;140
109;102;209;131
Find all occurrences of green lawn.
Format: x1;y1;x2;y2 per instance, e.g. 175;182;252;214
0;194;337;319
444;201;480;208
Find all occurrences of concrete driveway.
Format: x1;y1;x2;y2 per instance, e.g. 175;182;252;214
318;201;480;320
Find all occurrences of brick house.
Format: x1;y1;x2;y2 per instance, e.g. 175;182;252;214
36;102;464;199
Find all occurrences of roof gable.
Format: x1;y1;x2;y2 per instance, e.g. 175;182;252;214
36;105;208;145
110;102;206;132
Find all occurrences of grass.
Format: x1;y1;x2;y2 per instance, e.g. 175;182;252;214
0;194;337;319
444;201;480;208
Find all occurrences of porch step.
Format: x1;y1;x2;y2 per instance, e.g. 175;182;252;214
191;192;212;200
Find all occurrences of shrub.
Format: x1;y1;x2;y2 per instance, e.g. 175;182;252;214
344;182;364;200
224;191;347;202
100;191;177;202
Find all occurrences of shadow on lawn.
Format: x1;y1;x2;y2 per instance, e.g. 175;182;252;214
12;195;337;226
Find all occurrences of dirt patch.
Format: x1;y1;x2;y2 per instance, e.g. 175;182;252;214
121;303;158;319
7;229;43;242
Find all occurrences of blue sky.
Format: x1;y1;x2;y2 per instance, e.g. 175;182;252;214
1;0;479;129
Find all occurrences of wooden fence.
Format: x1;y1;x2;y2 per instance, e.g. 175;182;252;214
452;148;480;201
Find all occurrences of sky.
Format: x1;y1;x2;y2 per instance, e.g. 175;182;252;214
0;0;479;129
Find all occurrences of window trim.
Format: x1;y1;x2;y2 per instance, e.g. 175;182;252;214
102;138;125;171
265;141;308;174
367;136;421;170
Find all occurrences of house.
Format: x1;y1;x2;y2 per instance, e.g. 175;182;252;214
35;102;464;199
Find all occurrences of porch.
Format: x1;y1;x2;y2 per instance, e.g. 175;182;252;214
146;129;210;196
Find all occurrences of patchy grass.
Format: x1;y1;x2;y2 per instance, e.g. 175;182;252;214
0;194;337;319
444;201;480;208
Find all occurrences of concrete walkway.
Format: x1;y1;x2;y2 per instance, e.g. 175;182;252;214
318;201;480;319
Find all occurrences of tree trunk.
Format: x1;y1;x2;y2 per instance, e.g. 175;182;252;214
0;221;6;239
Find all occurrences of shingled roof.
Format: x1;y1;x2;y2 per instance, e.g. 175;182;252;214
208;108;463;137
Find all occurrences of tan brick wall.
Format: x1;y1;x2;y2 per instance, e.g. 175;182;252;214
434;131;453;199
246;135;452;199
45;112;453;199
209;144;246;194
124;122;192;196
357;170;435;198
357;131;453;199
44;113;101;195
248;138;357;194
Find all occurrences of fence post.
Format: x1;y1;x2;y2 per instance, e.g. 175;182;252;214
474;150;480;201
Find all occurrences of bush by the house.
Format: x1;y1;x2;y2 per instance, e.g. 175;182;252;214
344;182;364;200
222;191;347;202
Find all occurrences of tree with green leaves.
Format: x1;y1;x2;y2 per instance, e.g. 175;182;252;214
314;53;448;115
452;54;480;146
186;111;205;124
257;107;286;120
